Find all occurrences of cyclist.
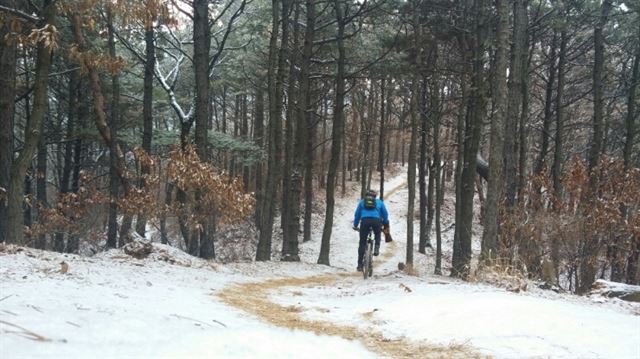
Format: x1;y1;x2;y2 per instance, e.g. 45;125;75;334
353;189;390;271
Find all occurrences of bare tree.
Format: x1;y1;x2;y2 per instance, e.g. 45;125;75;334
257;0;287;261
5;1;55;245
318;0;347;266
481;0;509;263
0;0;18;243
451;0;488;278
578;0;613;293
135;3;157;238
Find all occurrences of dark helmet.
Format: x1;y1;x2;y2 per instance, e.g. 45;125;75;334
366;189;377;198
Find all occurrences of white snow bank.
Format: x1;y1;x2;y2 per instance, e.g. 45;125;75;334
590;279;640;302
0;247;375;358
377;283;640;358
273;275;640;359
176;327;376;359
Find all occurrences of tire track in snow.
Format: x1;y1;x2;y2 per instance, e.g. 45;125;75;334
218;182;482;358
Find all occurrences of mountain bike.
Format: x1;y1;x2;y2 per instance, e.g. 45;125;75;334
362;229;374;279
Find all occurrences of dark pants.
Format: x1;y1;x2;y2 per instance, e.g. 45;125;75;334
358;217;382;267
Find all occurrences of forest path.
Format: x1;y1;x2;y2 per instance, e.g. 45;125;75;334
218;182;481;358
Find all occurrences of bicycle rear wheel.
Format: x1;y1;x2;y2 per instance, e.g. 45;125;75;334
362;247;370;279
367;241;373;278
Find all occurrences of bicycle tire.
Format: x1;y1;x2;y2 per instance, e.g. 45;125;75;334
367;241;374;278
367;243;373;277
363;245;370;280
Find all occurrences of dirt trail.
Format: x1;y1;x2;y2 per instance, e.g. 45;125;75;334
218;274;478;358
217;183;482;358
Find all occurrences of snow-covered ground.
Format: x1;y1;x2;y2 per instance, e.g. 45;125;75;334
1;165;639;358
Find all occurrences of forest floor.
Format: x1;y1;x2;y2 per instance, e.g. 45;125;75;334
1;166;639;358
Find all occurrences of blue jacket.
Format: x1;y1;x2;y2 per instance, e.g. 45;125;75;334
353;198;389;227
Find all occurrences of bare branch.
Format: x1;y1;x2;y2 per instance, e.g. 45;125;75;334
27;0;40;13
168;55;185;89
156;46;180;62
208;0;248;72
155;58;193;124
162;25;193;62
170;0;193;19
210;0;237;26
112;27;147;63
0;4;41;23
155;61;188;121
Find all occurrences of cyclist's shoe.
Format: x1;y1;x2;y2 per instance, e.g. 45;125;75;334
374;245;380;256
357;265;363;271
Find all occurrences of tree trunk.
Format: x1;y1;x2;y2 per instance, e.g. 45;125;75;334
70;13;131;195
135;22;155;237
302;0;316;245
24;173;32;244
534;31;557;179
320;98;327;189
242;94;250;190
418;79;428;254
318;0;346;266
257;0;287;261
552;26;568;200
283;0;306;262
579;0;613;293
587;0;612;175
303;105;314;243
72;13;136;249
452;78;468;277
623;25;639;172
452;0;487;278
106;8;120;249
407;77;418;269
366;84;377;194
221;84;228;165
193;0;214;259
6;1;55;245
35;118;48;249
406;6;421;270
385;83;393;169
426;75;438;253
159;183;172;245
54;70;78;252
378;78;386;199
504;0;526;207
622;24;639;285
282;0;299;253
434;91;443;275
518;1;532;205
67;84;85;254
0;5;17;243
254;85;265;230
481;0;509;263
230;95;239;176
359;97;372;199
340;113;346;194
